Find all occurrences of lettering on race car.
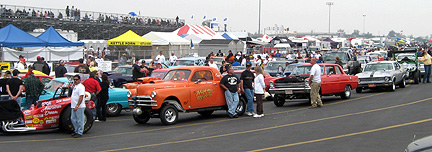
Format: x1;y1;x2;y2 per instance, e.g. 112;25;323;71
40;105;62;113
45;111;59;115
27;124;33;127
23;110;31;114
32;118;40;124
52;115;60;119
196;89;214;101
25;115;33;119
41;102;52;107
45;119;56;124
25;120;33;124
44;117;52;120
33;114;44;118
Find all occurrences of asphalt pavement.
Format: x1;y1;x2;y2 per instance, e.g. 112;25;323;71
1;83;432;152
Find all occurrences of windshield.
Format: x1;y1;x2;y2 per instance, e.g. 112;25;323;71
323;52;348;61
396;55;416;61
150;71;167;79
265;62;286;70
213;58;225;63
291;65;324;75
163;70;191;81
114;67;133;75
44;80;65;92
364;63;393;72
176;60;195;66
284;64;297;72
370;56;378;60
274;58;286;61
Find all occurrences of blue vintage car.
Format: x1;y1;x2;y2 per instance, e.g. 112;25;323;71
22;77;130;116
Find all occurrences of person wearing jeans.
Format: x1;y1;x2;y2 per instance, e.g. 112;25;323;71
240;62;255;116
71;75;86;138
418;51;432;83
220;66;240;118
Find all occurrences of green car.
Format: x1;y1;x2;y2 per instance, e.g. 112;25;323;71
391;48;421;84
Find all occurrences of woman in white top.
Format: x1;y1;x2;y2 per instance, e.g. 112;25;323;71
253;67;266;118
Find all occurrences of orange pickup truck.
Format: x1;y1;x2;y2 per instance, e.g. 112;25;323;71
128;66;246;125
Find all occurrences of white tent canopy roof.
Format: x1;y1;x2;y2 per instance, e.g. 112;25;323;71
142;32;190;45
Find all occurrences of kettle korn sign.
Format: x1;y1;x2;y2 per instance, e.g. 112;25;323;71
108;41;151;46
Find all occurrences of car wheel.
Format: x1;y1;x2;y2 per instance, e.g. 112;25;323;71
389;80;396;92
355;87;362;93
198;110;214;117
273;94;285;107
133;110;150;124
236;97;246;116
160;105;178;125
414;71;420;84
340;85;351;99
399;78;406;88
106;103;122;117
60;107;94;133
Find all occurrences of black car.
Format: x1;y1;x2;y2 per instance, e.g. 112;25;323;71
107;66;134;87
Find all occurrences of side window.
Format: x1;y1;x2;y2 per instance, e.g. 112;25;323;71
191;71;213;82
335;66;342;74
41;78;52;85
325;66;335;75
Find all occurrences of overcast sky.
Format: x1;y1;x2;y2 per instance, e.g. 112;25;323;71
2;0;431;37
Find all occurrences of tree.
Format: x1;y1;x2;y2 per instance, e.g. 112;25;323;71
352;29;360;37
388;30;397;38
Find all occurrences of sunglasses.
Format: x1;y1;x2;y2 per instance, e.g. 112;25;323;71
74;79;80;81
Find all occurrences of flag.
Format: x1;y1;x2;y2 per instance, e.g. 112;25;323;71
212;17;217;21
223;17;228;22
191;40;194;49
203;15;206;19
191;14;194;19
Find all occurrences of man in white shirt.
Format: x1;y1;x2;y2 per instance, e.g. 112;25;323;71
70;75;86;138
155;51;165;64
308;58;323;108
208;58;218;70
169;52;177;66
286;53;293;60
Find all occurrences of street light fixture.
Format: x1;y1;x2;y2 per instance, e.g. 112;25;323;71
258;0;261;35
326;2;334;34
363;14;366;35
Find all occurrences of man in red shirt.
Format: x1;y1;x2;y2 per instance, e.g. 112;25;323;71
82;71;101;118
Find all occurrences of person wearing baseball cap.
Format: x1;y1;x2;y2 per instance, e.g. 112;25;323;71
55;60;67;78
240;62;255;116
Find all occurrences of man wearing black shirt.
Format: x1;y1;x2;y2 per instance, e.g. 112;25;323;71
6;69;24;109
219;61;228;74
220;66;240;118
240;63;255;116
216;50;224;57
55;60;67;78
132;59;144;81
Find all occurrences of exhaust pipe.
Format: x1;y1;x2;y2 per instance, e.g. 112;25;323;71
1;121;36;132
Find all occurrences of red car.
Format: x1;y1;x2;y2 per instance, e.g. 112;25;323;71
233;70;278;92
0;85;95;133
268;63;358;107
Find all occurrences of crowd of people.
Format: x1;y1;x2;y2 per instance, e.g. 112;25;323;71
0;4;184;27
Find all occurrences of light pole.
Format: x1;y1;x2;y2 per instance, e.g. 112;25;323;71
326;2;334;34
258;0;261;35
363;14;366;35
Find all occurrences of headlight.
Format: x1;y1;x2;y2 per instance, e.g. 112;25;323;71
127;91;131;98
269;81;274;88
151;91;157;98
305;80;310;87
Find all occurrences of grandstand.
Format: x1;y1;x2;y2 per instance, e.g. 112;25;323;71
0;4;184;40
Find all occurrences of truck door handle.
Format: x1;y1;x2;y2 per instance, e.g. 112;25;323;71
213;83;217;85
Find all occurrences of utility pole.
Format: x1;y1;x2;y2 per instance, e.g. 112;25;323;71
363;14;366;35
326;2;334;34
258;0;261;35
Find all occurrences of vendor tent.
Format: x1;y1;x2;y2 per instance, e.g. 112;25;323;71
0;24;47;47
173;24;224;40
37;26;84;47
180;34;203;44
107;30;152;46
220;33;239;40
142;32;189;45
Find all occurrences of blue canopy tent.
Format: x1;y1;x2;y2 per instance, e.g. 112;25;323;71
37;26;84;47
0;24;47;47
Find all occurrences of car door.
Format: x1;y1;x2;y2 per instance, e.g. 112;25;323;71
189;70;220;109
321;65;341;94
394;62;404;83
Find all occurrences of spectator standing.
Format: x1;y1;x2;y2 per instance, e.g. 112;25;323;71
335;57;343;67
240;62;255;116
275;50;282;57
208;58;218;69
147;61;156;75
219;61;228;74
256;55;263;67
6;69;24;110
55;60;67;78
226;50;234;62
74;58;90;74
82;71;101;117
65;6;69;17
169;52;178;66
41;57;51;75
253;66;266;118
132;59;145;81
155;51;165;64
96;73;110;122
216;50;224;57
418;51;432;83
70;74;85;138
308;58;323;108
141;60;149;77
220;66;240;118
33;56;46;73
24;72;43;110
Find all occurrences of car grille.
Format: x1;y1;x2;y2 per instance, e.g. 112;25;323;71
129;95;157;107
359;77;385;82
274;82;305;88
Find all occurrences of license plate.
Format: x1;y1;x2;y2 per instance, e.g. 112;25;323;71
368;84;376;87
285;90;293;94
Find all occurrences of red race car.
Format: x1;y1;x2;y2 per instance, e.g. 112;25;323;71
0;86;95;133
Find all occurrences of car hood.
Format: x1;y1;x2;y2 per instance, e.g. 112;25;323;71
136;81;188;95
356;71;392;78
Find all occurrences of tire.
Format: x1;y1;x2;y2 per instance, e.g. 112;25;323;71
60;107;94;133
236;97;246;116
198;110;214;117
389;80;396;92
414;71;420;84
106;103;122;117
340;85;351;99
356;87;362;93
160;105;178;125
273;95;285;107
133;110;150;124
399;78;406;88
